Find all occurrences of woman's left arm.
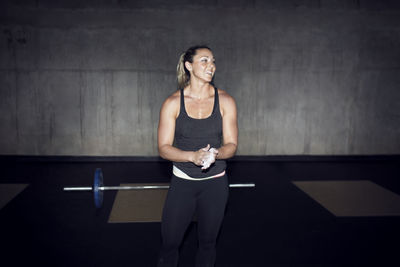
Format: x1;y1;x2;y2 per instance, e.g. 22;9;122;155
216;90;238;159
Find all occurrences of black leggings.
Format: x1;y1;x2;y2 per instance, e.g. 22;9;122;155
157;174;229;267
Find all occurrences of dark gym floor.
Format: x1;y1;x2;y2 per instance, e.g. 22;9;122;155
1;156;399;267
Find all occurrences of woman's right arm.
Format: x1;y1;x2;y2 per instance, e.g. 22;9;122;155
158;95;207;164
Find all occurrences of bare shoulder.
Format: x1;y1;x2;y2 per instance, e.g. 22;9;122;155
218;88;236;106
161;90;180;117
163;90;180;105
217;88;237;115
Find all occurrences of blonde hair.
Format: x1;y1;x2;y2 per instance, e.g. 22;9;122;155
176;45;212;89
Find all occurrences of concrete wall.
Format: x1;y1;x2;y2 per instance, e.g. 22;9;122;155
1;0;399;155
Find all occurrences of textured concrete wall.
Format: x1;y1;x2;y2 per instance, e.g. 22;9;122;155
0;0;399;155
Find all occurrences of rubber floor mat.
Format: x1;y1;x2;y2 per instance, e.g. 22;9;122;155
0;184;29;210
293;180;400;217
108;183;169;223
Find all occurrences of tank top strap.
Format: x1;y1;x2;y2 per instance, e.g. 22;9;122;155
179;88;187;116
213;87;219;116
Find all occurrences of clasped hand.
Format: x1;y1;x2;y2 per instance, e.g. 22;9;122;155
193;144;218;170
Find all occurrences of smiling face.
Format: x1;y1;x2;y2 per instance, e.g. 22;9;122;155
185;48;216;83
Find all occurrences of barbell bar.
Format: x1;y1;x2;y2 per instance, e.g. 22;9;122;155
63;168;256;208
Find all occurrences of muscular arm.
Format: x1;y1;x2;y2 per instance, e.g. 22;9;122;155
216;91;238;159
158;95;193;162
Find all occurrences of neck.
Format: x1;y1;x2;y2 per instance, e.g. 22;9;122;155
186;80;213;100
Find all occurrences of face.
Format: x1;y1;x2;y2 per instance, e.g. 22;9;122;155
185;48;216;83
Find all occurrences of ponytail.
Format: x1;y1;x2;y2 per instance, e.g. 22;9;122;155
177;52;189;90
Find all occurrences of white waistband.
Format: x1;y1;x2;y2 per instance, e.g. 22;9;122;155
173;165;225;181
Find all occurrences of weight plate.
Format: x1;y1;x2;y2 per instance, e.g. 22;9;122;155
94;168;104;208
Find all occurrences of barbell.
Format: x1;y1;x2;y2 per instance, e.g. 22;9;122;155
63;168;256;208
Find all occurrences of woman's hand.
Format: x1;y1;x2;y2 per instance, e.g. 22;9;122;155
201;147;219;170
192;144;219;170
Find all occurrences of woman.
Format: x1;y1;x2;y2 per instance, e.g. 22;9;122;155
157;45;238;266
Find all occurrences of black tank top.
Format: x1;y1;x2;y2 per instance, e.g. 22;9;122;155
173;87;226;178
